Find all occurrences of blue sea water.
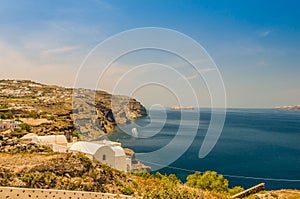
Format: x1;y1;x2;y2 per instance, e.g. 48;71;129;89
108;109;300;190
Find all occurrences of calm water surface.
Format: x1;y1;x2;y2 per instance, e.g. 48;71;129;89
108;109;300;190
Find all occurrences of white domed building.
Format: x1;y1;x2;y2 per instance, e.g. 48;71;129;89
70;141;131;172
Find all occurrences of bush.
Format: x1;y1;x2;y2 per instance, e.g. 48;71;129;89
155;172;181;184
121;185;134;195
228;186;244;195
0;111;13;119
72;130;81;140
133;172;152;179
20;123;31;132
76;153;93;169
21;172;57;188
27;110;39;119
186;171;229;193
10;130;27;138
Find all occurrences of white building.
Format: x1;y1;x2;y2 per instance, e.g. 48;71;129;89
31;135;70;153
0;119;20;131
20;133;38;143
70;141;131;172
20;133;131;172
32;135;68;146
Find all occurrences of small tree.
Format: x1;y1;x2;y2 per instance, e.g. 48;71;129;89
20;123;31;132
186;171;229;193
228;186;244;195
186;171;201;187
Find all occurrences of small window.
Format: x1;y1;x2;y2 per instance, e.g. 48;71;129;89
102;154;106;161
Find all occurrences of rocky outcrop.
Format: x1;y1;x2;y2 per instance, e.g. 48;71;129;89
124;148;151;172
0;131;52;153
274;105;300;111
73;89;147;140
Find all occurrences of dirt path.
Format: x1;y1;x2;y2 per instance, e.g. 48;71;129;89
20;118;52;126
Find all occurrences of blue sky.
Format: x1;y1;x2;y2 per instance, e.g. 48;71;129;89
0;0;299;108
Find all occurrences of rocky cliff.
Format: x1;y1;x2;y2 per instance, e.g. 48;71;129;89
72;89;147;140
0;79;147;140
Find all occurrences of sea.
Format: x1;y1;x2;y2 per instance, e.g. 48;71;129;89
108;108;300;190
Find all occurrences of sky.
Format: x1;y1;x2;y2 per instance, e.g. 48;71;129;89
0;0;299;108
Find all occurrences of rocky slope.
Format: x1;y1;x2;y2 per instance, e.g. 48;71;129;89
0;153;228;199
245;189;300;199
0;79;147;140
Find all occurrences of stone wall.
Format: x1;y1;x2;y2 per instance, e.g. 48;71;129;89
0;186;137;199
232;183;265;198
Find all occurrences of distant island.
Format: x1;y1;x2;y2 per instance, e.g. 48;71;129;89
171;106;194;110
274;105;300;111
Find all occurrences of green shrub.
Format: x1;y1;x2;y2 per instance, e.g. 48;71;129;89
186;171;229;193
21;172;57;188
20;173;36;184
121;185;134;195
134;172;152;179
76;153;92;168
155;172;181;184
20;123;31;132
72;130;81;140
0;111;13;119
10;130;27;138
228;186;244;195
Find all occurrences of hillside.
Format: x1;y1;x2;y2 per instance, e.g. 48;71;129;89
0;152;229;199
0;79;147;140
1;79;299;198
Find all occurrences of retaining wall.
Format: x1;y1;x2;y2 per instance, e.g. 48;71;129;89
0;186;136;199
232;183;265;198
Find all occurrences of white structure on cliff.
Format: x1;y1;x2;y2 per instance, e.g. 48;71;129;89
20;133;131;172
31;135;68;146
31;135;70;153
70;141;131;172
0;119;21;131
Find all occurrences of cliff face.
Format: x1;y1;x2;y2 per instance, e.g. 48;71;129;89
0;80;147;140
72;88;147;140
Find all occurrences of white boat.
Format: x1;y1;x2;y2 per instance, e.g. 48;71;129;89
132;128;138;137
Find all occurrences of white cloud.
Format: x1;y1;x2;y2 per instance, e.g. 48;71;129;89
186;74;198;80
257;29;273;37
186;68;216;80
42;46;79;55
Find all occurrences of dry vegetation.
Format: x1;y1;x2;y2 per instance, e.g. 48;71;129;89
0;153;229;199
0;79;147;140
245;190;300;199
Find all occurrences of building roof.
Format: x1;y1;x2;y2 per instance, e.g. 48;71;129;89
70;141;101;155
70;141;126;157
111;146;126;156
20;133;38;140
32;135;68;145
